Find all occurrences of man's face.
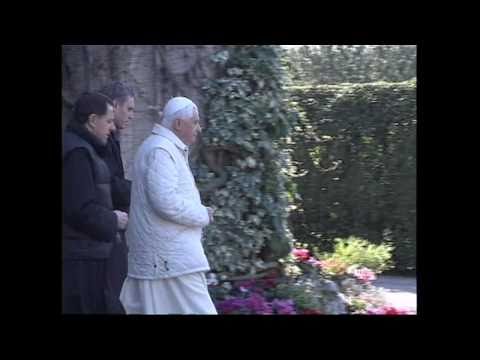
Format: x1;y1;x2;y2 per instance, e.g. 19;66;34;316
90;104;116;144
113;96;135;130
175;108;202;146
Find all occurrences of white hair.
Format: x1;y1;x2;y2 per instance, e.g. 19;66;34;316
161;97;198;129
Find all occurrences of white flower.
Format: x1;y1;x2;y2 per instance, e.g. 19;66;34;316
221;282;232;291
346;265;358;274
206;272;219;286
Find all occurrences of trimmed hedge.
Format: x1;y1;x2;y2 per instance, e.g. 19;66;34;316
288;80;416;271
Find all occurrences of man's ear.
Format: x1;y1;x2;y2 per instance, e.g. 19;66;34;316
113;100;120;110
173;118;182;131
86;114;97;129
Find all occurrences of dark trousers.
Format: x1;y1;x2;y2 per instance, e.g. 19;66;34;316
105;233;128;314
62;235;128;314
62;259;108;314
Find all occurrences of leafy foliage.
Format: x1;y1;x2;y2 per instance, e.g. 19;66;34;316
197;46;297;277
285;45;416;85
288;80;416;271
314;236;394;274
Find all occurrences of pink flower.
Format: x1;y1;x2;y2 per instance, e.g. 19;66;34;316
236;279;256;289
366;306;410;315
292;248;310;262
383;307;410;315
353;267;376;284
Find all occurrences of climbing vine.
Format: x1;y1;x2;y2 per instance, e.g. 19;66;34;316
196;45;297;278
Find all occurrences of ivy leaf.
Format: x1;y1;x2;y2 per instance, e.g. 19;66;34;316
211;50;229;64
246;157;257;168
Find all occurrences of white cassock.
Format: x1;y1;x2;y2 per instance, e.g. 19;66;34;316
119;97;218;315
120;272;217;315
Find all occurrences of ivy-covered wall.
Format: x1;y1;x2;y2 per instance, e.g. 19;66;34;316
195;46;297;278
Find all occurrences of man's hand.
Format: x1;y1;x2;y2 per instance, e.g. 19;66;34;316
206;207;215;223
114;210;129;230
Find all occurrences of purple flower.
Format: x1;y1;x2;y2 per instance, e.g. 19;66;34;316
216;298;251;314
272;299;297;314
306;257;323;269
216;293;275;314
247;293;273;314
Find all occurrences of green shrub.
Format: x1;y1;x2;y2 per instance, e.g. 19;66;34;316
315;236;394;274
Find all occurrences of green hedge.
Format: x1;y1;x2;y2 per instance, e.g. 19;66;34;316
288;80;416;271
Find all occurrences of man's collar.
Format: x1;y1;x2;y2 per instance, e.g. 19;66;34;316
111;129;121;142
152;124;188;153
66;120;108;157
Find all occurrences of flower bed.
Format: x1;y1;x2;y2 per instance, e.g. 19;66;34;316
208;239;414;315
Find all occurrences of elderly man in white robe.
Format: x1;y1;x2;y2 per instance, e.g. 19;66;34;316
120;97;217;314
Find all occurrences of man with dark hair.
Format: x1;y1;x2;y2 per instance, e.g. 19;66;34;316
97;81;135;313
98;81;135;211
63;92;129;313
